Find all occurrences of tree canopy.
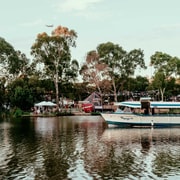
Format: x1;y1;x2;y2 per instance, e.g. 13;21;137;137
31;25;78;106
0;30;180;112
150;51;180;100
150;51;180;78
80;50;108;95
0;37;19;80
80;42;147;102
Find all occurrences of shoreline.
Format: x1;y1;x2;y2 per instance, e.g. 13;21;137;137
22;111;98;117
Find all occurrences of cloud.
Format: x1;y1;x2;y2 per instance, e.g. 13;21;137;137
58;0;103;12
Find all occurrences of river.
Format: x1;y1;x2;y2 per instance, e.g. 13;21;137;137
0;116;179;180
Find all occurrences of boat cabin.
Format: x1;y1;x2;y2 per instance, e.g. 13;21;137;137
140;97;180;115
115;97;180;115
140;97;151;115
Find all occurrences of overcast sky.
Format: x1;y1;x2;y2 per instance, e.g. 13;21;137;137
1;0;180;77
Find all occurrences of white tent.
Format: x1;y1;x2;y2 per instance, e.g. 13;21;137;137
35;101;57;107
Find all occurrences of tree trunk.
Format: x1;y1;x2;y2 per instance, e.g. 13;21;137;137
54;73;59;107
160;88;165;101
112;77;117;102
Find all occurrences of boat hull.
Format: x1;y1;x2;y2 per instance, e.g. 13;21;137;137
101;113;180;127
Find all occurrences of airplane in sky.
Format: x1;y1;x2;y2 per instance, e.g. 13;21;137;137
45;24;53;27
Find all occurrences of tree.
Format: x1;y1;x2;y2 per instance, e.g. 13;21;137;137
150;51;180;100
0;37;18;81
15;50;31;77
31;25;78;106
7;77;34;111
63;59;79;82
80;50;108;95
130;76;149;92
0;37;32;85
150;51;180;78
151;72;166;101
97;42;146;101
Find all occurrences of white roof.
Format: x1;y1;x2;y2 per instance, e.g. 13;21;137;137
114;101;180;109
35;101;57;107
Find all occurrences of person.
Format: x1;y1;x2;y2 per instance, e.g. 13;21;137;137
37;108;40;114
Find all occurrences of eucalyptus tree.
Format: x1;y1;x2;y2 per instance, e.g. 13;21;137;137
16;50;31;76
80;50;108;95
97;42;146;102
0;37;19;82
31;26;78;106
150;51;180;101
148;76;178;101
150;51;180;78
0;37;32;110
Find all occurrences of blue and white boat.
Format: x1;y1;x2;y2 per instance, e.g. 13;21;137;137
101;97;180;128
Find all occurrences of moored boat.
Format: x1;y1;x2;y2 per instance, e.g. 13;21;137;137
101;97;180;128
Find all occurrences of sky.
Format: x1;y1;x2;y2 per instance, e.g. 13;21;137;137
1;0;180;78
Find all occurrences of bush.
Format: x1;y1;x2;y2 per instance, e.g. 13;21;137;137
12;107;23;118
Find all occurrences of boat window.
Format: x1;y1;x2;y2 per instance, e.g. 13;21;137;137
124;107;132;112
117;106;132;112
118;106;125;111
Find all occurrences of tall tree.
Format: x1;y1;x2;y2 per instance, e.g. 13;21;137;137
0;37;20;82
16;50;31;77
97;42;146;101
151;71;166;101
80;50;107;95
150;51;180;78
31;25;78;106
150;51;180;100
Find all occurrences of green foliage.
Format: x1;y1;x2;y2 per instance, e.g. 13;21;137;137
7;77;48;111
91;112;101;115
0;34;180;110
56;111;73;116
152;72;166;89
31;26;78;105
126;76;149;91
96;42;146;101
0;37;14;76
150;51;180;77
97;42;127;77
0;37;27;77
12;107;23;118
97;42;146;78
10;86;33;111
150;52;180;100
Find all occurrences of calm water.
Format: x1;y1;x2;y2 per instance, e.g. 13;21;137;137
0;116;179;180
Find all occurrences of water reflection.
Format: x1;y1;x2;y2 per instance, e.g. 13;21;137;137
0;116;179;180
101;128;180;179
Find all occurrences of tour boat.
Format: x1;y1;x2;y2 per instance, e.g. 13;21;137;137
101;97;180;128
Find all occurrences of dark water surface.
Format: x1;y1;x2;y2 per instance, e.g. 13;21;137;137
0;116;179;180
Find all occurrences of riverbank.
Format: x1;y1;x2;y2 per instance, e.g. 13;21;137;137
22;108;100;117
22;112;92;117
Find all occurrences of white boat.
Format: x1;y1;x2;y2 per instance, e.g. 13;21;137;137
101;97;180;128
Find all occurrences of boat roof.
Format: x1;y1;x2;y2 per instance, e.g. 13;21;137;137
114;101;180;108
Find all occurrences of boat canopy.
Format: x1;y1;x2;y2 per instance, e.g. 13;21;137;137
150;102;180;108
114;101;180;109
35;101;57;107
